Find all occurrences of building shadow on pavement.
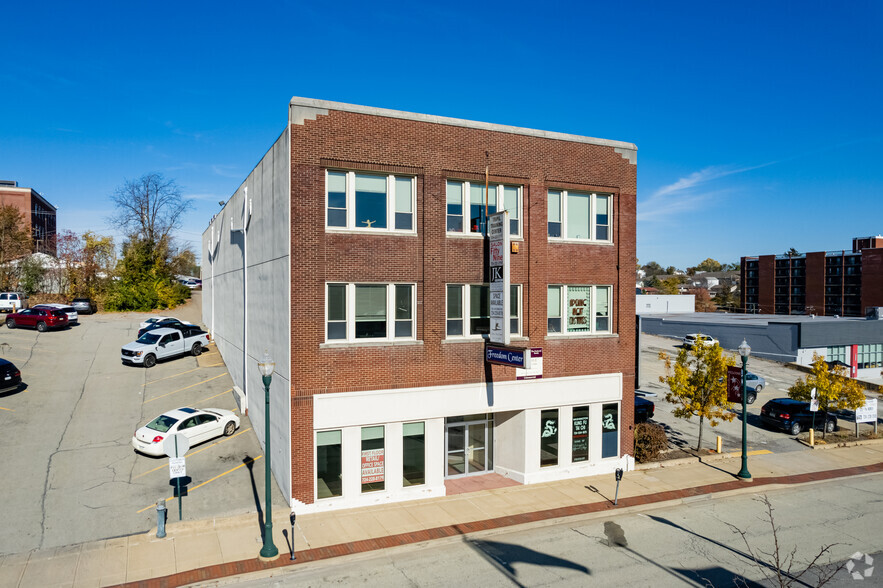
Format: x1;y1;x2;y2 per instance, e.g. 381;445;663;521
464;537;589;587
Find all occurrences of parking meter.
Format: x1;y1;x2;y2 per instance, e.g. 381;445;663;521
614;468;624;505
615;468;623;482
289;512;297;560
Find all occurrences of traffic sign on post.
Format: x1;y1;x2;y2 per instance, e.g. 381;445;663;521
163;433;190;458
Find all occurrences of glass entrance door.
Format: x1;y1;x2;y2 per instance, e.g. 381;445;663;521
446;418;489;477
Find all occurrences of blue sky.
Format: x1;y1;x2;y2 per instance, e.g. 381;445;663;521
2;1;881;269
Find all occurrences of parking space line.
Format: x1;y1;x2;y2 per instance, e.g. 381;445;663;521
147;367;202;384
136;455;262;513
132;427;253;480
0;406;12;412
195;388;235;404
144;372;229;404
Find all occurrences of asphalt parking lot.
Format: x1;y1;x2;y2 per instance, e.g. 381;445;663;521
638;333;882;454
0;293;287;556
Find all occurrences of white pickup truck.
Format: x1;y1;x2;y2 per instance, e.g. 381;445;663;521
121;326;210;368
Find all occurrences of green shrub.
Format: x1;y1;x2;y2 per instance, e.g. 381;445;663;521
634;423;669;463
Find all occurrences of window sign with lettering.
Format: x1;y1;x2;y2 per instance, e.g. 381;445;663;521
601;403;618;458
572;407;589;462
567;286;591;332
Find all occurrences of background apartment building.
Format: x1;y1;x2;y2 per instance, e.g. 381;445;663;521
742;236;883;317
0;180;57;255
203;97;637;512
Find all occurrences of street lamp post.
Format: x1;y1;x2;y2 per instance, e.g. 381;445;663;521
257;351;279;559
737;339;752;481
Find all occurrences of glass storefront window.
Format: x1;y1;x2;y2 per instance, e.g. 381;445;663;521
572;406;589;462
403;422;425;486
540;409;559;467
361;426;385;493
601;404;619;458
317;430;342;499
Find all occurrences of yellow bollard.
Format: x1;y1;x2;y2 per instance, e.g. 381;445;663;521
809;429;814;446
716;435;722;454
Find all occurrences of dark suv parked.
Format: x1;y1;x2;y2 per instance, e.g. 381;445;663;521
760;398;837;435
635;395;655;423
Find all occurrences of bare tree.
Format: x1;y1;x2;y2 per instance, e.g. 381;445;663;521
727;495;846;587
109;173;192;243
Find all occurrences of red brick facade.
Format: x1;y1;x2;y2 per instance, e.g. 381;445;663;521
287;109;636;504
0;183;57;256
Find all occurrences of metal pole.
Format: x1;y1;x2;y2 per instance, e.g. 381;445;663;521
175;436;182;520
737;355;752;480
259;373;278;558
614;480;620;505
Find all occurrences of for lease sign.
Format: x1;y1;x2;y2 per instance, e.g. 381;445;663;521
361;449;385;484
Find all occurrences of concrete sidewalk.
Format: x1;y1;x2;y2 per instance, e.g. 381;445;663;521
3;442;883;588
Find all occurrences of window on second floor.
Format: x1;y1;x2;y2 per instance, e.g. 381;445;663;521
446;180;522;237
548;190;611;242
446;284;521;338
326;171;415;233
326;283;416;343
547;285;612;335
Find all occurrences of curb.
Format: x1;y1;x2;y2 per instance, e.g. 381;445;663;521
797;436;883;450
110;461;883;588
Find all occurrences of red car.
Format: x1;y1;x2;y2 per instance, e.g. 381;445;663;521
5;307;69;332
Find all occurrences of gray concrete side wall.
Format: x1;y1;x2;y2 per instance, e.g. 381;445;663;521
641;317;799;362
202;127;291;504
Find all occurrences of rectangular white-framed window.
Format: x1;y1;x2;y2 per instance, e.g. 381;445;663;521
446;180;522;237
547;285;613;335
446;284;522;338
326;170;416;233
325;283;416;342
547;189;612;242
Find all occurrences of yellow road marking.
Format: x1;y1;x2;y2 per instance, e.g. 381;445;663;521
195;388;235;404
747;449;773;456
147;367;201;384
132;427;252;480
144;372;228;404
204;362;225;367
0;406;12;412
137;455;261;513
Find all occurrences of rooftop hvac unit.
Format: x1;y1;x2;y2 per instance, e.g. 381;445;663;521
867;307;883;320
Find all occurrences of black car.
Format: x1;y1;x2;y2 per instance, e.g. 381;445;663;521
137;318;191;338
635;395;655;423
71;298;95;314
760;398;837;435
0;358;22;393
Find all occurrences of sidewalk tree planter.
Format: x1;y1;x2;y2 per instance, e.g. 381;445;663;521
788;353;866;439
659;339;737;451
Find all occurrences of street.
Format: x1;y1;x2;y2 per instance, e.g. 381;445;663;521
231;473;883;587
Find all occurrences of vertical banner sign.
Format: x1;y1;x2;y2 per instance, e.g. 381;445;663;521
726;365;742;403
361;448;385;484
488;211;510;345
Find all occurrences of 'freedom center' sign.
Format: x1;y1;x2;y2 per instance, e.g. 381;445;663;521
486;345;531;369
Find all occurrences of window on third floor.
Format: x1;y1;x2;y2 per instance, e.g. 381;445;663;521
547;190;611;242
446;180;522;237
326;171;415;233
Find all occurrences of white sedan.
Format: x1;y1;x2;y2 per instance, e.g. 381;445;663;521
132;407;239;457
139;316;182;329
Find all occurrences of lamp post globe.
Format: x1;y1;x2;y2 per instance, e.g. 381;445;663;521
737;339;752;481
258;350;279;559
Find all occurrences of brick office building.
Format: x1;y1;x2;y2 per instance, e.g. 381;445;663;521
203;97;637;512
0;180;57;255
742;236;883;318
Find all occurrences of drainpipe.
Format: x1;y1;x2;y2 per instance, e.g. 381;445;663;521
231;188;252;409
